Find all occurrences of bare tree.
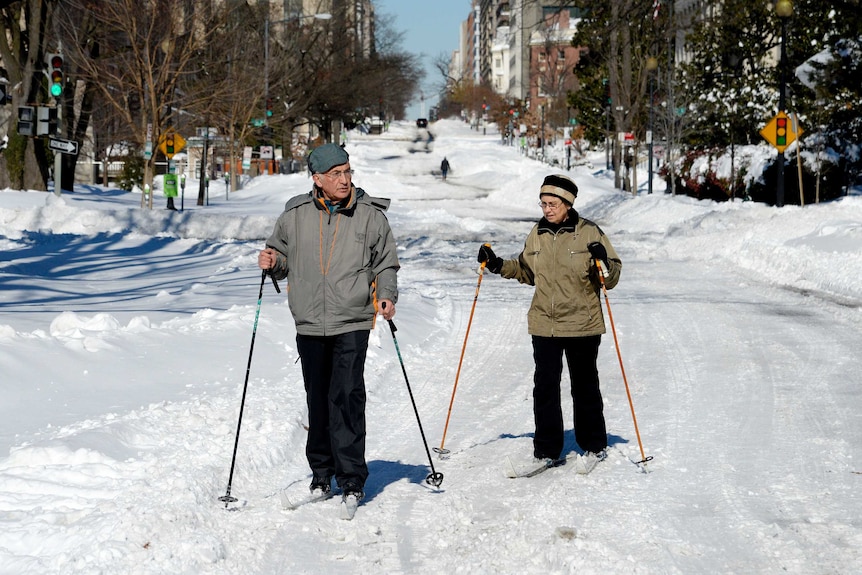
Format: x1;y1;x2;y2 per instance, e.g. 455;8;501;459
0;0;57;191
58;0;232;207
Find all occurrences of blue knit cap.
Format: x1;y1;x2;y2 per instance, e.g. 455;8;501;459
308;143;349;174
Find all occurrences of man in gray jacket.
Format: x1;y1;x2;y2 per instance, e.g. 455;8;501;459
258;143;399;505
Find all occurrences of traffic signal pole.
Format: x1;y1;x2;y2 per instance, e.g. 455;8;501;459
48;51;64;196
776;9;790;207
53;103;62;197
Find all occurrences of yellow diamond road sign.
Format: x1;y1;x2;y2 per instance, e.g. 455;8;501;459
760;111;803;153
158;129;186;159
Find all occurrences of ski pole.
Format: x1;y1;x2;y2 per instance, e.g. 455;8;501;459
434;253;488;458
219;269;280;507
595;259;651;469
383;305;444;488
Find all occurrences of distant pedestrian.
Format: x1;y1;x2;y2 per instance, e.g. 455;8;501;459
477;174;622;474
440;157;450;180
258;143;400;509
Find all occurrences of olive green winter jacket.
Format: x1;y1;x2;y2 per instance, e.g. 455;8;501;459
500;210;621;338
265;186;399;337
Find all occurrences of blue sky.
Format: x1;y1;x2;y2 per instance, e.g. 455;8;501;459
374;0;470;118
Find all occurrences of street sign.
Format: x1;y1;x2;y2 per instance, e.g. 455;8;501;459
242;146;252;170
760;111;803;153
48;137;78;155
158;129;186;159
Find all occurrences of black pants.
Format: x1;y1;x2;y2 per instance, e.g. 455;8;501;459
532;334;608;458
296;331;369;490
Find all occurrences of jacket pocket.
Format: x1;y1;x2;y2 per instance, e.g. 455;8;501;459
287;275;318;327
334;272;374;323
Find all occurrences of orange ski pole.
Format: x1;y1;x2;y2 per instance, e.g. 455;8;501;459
595;259;651;468
434;248;488;458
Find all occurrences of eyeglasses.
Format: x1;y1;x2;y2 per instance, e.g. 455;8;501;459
321;169;354;180
538;201;564;210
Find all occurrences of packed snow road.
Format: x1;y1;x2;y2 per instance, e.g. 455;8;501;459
0;119;859;574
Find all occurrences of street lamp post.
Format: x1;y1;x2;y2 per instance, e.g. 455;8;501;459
726;52;741;201
540;104;545;161
264;11;331;125
775;0;792;207
605;105;611;170
646;56;658;195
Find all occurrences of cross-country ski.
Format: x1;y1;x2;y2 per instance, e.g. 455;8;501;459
339;493;361;521
505;456;566;478
279;486;334;511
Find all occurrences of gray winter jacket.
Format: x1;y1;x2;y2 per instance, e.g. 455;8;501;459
265;186;399;336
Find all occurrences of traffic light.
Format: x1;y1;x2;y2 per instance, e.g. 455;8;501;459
17;105;35;137
46;53;64;97
36;106;58;136
165;134;175;155
266;98;273;117
776;116;787;147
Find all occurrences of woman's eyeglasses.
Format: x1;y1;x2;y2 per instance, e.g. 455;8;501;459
538;201;563;210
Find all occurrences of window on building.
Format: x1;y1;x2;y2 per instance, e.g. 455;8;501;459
543;7;585;19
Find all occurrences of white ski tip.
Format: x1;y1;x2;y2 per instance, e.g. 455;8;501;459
340;494;360;520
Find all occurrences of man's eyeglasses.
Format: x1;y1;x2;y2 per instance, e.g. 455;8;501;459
322;169;354;180
538;201;564;210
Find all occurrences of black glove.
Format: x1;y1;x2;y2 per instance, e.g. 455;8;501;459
587;242;609;270
477;244;503;274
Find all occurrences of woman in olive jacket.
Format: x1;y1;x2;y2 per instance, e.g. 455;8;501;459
478;174;621;472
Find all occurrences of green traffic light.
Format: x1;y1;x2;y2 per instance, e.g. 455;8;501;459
49;67;63;97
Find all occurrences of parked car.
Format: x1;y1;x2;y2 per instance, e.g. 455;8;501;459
416;118;428;128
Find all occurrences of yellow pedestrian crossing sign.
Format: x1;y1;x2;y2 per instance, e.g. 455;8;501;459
158;129;186;159
760;111;803;153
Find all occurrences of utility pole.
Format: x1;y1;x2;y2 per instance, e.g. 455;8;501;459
775;0;793;207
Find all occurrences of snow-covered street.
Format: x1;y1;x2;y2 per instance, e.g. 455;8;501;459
1;119;860;574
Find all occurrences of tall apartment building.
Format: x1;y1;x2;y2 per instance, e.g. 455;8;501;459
462;1;717;105
472;0;546;101
456;2;482;86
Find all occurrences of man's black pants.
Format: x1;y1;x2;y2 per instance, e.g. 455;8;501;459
296;330;369;490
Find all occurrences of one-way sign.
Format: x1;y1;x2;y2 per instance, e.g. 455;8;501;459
48;137;79;155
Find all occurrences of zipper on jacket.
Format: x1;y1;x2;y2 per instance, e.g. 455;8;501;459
550;233;559;336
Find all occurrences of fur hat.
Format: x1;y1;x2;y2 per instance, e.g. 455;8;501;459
308;143;349;174
539;174;579;205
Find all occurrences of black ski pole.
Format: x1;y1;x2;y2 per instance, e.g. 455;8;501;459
219;269;280;507
383;307;444;488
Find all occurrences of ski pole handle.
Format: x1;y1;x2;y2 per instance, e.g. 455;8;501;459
595;259;607;285
382;302;396;332
595;258;609;279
